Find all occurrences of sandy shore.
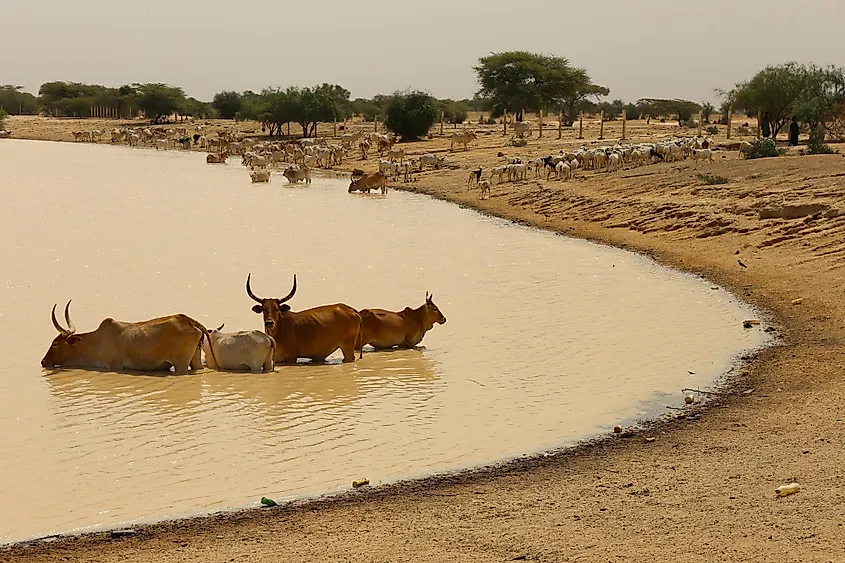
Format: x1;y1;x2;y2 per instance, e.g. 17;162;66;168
4;116;845;562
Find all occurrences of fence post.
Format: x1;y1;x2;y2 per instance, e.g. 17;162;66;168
558;110;563;139
440;110;444;135
578;112;583;139
698;109;703;137
538;109;543;138
599;111;604;140
621;110;627;140
726;109;732;139
333;118;337;137
503;109;508;136
757;110;762;139
374;117;378;133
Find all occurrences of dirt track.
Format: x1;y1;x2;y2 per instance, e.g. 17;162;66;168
4;116;845;562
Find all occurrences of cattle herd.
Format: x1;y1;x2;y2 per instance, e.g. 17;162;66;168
41;275;446;374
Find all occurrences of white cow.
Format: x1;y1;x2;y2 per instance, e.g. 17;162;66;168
202;325;275;372
250;169;271;183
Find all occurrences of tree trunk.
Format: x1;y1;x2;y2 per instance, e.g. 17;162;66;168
299;122;309;137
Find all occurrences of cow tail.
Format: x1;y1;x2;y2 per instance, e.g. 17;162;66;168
189;317;219;371
355;315;364;360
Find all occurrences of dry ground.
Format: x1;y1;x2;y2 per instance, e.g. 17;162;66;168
4;116;845;562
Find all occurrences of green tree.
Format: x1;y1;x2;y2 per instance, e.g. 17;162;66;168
212;90;242;120
722;62;812;139
0;85;39;114
700;102;716;123
348;97;384;121
474;51;588;120
385;90;439;140
637;98;702;126
559;72;610;125
794;65;845;131
0;109;6;130
439;99;470;124
296;83;350;136
183;97;216;119
134;83;186;123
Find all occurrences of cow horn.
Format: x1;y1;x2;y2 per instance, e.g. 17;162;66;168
216;323;225;331
51;303;69;336
246;273;263;303
278;274;297;304
64;300;77;334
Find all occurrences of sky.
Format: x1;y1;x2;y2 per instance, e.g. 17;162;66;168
2;0;845;104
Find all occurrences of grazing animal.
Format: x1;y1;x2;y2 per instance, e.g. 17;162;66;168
282;166;312;184
250;169;271;183
478;179;491;199
349;171;387;194
246;274;363;363
202;324;275;372
206;151;229;164
449;131;477;151
357;293;446;351
467;167;483;185
692;148;715;164
40;301;215;374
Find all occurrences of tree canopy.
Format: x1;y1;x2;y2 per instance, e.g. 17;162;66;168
637;98;702;126
474;51;605;121
0;85;39;115
212;91;242;120
721;62;845;139
384;90;439;140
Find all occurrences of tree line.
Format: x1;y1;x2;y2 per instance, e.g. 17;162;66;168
2;55;842;143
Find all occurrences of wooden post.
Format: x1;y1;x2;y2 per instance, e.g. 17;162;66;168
503;109;508;136
286;122;290;136
621;110;627;140
757;110;762;139
698;109;703;137
726;109;733;139
539;109;543;138
578;112;583;139
558;110;563;139
374;117;378;132
599;111;604;140
440;110;444;135
333;118;337;137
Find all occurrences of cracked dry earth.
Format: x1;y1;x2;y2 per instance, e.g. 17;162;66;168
5;119;845;562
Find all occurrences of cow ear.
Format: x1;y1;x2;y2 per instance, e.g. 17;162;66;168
67;335;82;346
252;305;263;314
280;304;291;312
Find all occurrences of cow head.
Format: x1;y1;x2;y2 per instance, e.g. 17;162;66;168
246;273;297;334
424;292;447;326
41;301;81;368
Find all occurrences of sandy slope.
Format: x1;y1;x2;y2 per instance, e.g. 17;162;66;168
4;116;845;562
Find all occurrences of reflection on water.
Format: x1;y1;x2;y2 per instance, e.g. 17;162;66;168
0;140;766;543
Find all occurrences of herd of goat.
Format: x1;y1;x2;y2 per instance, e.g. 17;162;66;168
71;123;720;195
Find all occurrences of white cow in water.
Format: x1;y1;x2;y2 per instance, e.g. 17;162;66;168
202;325;275;372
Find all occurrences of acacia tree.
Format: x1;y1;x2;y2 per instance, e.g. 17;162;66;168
474;51;593;121
0;85;39;115
637;98;701;126
385;90;439;140
212;91;242;120
559;69;609;125
722;62;811;139
134;83;186;123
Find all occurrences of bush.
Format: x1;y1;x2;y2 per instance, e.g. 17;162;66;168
697;173;728;185
0;109;6;130
742;138;781;159
706;125;719;135
508;137;527;147
385;90;439;140
807;126;836;155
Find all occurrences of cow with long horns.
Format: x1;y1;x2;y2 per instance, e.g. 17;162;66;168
41;301;216;373
246;274;363;363
357;293;447;351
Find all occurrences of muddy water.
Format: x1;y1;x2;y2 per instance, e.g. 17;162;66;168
0;140;766;543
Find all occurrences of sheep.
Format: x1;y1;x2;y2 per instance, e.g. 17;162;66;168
692;148;715;164
478;180;491;200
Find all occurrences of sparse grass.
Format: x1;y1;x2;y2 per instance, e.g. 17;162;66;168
697;173;729;185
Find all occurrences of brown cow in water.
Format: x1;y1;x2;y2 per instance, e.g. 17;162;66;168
206;151;229;164
348;171;387;194
40;301;216;373
357;293;447;351
246;274;363;363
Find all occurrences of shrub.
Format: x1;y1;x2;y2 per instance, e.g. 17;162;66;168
697;173;728;185
706;125;719;135
807;125;836;155
0;109;6;130
385;90;439;140
743;138;780;159
508;137;527;147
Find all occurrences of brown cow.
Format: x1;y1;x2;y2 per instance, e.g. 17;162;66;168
40;301;215;373
206;151;229;164
357;293;447;351
348;171;387;194
246;274;363;363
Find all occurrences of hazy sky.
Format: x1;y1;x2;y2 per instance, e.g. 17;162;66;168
2;0;844;103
